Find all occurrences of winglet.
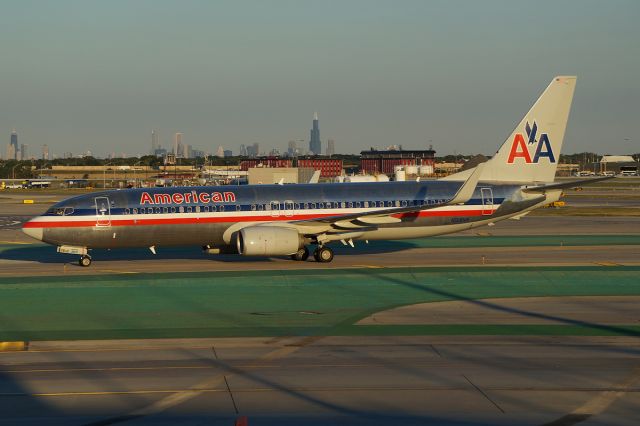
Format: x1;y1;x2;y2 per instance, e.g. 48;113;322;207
308;170;321;184
449;162;485;204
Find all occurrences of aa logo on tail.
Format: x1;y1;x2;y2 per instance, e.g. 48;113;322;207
507;121;556;164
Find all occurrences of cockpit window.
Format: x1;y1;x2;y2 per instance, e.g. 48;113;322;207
54;207;74;216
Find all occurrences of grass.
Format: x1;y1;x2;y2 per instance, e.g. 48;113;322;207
1;265;639;341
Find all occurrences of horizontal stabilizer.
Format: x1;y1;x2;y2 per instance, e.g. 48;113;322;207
522;176;614;193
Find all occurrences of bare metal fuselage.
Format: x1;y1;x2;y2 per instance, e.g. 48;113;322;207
23;181;555;251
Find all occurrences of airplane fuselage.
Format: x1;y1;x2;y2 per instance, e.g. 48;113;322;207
23;180;553;251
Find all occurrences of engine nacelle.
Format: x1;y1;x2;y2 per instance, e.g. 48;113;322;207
237;226;303;256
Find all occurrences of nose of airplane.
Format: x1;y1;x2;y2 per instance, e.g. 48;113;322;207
22;220;44;241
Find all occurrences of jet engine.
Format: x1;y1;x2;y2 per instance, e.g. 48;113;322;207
237;226;304;256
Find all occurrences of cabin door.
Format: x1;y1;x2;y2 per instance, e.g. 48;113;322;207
95;196;112;227
481;188;494;215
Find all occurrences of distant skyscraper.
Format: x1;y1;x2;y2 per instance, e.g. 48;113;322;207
287;140;297;157
20;144;28;160
247;142;259;158
42;144;49;160
309;112;321;155
151;130;159;155
10;129;18;160
6;143;15;161
223;150;233;157
240;144;247;156
174;132;183;157
326;139;335;156
216;146;225;158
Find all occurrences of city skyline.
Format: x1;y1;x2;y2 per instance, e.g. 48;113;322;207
309;112;321;155
1;1;638;158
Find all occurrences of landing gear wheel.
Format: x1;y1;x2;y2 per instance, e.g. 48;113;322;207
291;246;309;261
314;246;334;263
79;255;92;267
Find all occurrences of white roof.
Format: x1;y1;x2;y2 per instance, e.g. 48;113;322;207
600;155;635;163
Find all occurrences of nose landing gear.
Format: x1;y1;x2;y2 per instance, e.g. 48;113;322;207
79;255;92;267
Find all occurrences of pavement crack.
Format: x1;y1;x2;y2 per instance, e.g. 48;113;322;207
430;344;443;358
463;374;505;414
224;375;239;414
213;345;240;415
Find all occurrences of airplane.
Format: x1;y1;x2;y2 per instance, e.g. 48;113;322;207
22;76;611;267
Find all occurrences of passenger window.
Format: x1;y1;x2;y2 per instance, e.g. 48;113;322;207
203;206;209;212
364;201;369;208
257;204;263;211
133;208;138;214
347;202;353;208
195;206;200;213
186;206;192;213
310;203;316;209
155;207;161;214
55;208;64;215
356;202;361;208
402;200;407;207
125;208;130;215
163;207;169;213
179;206;184;213
64;207;74;215
251;204;256;211
220;205;225;212
304;203;308;209
171;207;176;213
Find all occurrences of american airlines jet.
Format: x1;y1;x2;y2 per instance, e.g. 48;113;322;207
23;76;608;266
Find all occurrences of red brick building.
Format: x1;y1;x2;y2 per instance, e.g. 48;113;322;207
360;149;436;175
296;158;343;178
239;158;293;171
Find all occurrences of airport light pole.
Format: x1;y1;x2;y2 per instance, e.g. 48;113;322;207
133;161;143;188
103;162;113;189
11;164;19;180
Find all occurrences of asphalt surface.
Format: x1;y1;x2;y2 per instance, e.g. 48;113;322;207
1;215;640;276
1;191;640;425
359;296;640;325
1;336;639;425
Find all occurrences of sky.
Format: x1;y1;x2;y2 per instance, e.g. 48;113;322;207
1;0;638;158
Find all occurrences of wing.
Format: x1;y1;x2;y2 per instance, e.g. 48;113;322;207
289;163;485;237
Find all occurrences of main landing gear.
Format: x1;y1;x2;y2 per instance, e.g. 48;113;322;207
290;246;334;263
314;246;334;263
291;246;310;261
79;255;92;267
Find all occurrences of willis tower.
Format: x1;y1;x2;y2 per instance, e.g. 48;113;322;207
309;112;321;155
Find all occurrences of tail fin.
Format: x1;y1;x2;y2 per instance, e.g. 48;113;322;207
445;76;576;183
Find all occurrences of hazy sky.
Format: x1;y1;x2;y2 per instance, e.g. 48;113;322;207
1;0;638;158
